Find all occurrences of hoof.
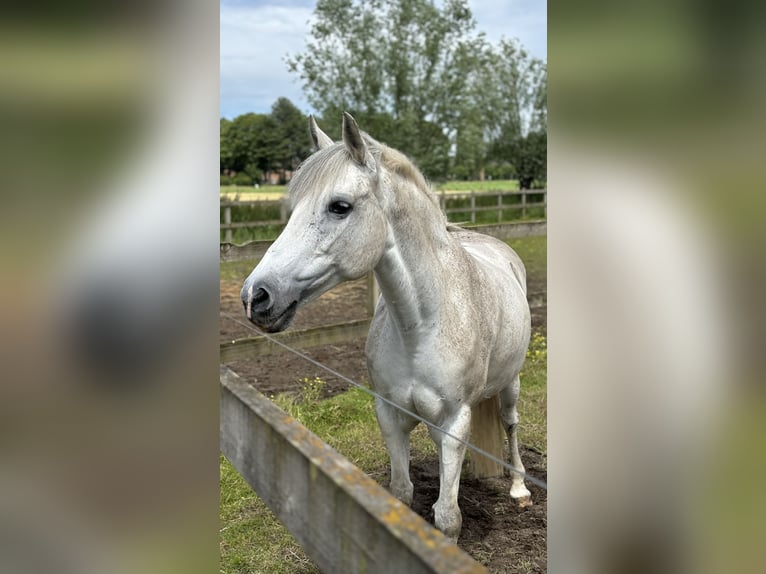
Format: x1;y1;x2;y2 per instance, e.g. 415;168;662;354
390;483;413;507
515;495;533;509
433;502;462;542
511;483;533;508
443;532;459;544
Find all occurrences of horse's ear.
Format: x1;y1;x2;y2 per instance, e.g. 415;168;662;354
342;112;368;165
309;115;333;150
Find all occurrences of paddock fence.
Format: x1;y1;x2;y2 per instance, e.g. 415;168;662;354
220;365;486;573
220;189;546;243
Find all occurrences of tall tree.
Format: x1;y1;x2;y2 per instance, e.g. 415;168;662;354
287;0;478;178
270;97;311;174
285;0;546;181
220;118;234;172
474;40;546;176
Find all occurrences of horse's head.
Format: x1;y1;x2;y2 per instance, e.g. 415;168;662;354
241;113;387;332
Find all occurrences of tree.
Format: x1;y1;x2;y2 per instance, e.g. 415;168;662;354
287;0;478;179
515;131;547;189
220;118;234;172
479;40;546;175
287;0;546;182
270;97;311;175
219;112;276;174
220;97;312;181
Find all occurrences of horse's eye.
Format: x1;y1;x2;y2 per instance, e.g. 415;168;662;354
328;200;352;216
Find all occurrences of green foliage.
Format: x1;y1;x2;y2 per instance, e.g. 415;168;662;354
287;0;546;180
220;97;312;180
270;97;313;171
243;163;263;183
515;130;547;189
485;162;517;180
220;174;233;186
232;172;253;186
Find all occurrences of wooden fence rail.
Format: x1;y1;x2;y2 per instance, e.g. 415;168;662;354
220;319;371;362
221;189;546;242
220;366;486;574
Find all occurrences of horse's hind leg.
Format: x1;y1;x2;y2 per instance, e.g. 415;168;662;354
375;398;418;506
500;375;533;507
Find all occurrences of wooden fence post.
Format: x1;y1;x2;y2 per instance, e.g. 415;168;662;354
280;198;288;224
223;205;232;244
521;190;527;219
497;193;503;223
470;192;476;224
366;272;380;317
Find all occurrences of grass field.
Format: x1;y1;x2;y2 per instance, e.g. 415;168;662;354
434;179;520;192
219;236;547;573
221;185;287;202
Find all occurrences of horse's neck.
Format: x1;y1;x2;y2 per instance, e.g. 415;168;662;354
373;178;465;335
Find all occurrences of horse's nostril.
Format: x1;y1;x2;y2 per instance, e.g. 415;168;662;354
253;287;269;305
244;286;272;320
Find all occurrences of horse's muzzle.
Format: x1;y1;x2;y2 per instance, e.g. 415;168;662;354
241;284;297;332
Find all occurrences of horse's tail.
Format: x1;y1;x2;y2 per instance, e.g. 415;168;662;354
469;395;505;478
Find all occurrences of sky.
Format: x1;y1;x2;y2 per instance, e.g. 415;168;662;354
220;0;547;119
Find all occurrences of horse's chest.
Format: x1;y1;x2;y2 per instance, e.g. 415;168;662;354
365;320;473;409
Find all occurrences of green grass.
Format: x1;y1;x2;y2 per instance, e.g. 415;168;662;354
435;179;520;192
221;260;257;283
221;185;288;195
220;454;319;574
506;236;547;284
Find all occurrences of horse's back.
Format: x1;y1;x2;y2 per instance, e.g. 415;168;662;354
449;228;528;295
440;227;531;398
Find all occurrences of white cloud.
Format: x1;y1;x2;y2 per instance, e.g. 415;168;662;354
220;0;547;118
220;3;314;118
469;0;547;60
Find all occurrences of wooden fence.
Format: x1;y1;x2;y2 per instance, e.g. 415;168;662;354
220;366;486;573
221;189;546;243
437;189;546;224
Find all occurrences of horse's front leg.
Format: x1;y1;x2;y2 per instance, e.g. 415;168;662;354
375;398;418;506
428;405;471;542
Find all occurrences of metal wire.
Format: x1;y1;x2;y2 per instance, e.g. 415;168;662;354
221;311;548;491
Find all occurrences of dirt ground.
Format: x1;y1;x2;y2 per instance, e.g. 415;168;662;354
220;277;547;573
